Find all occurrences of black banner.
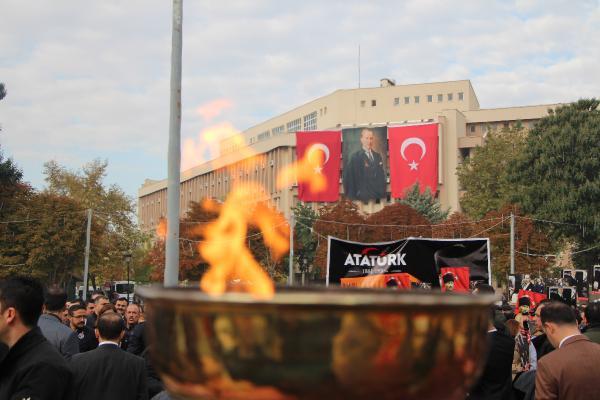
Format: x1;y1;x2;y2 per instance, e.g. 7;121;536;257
326;236;490;288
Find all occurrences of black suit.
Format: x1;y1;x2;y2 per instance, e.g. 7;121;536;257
343;148;386;201
0;327;71;400
467;330;515;400
69;342;148;400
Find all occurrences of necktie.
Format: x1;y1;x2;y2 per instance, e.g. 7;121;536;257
367;151;373;162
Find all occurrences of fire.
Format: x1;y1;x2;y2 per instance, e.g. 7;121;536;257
156;218;167;239
181;122;240;171
196;98;233;122
199;183;289;299
276;147;327;192
197;131;330;298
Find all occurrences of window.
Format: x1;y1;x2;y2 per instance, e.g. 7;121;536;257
458;92;464;101
303;111;317;131
503;122;509;129
427;95;433;102
437;94;443;102
272;125;284;135
414;96;420;104
286;118;301;133
394;97;399;105
470;125;475;133
447;93;453;101
257;130;270;141
360;100;366;107
371;99;376;107
404;96;410;104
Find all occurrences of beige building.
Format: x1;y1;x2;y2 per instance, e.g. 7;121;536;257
138;79;559;231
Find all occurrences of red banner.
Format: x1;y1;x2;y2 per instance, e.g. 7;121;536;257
440;266;470;292
388;124;438;198
296;131;341;202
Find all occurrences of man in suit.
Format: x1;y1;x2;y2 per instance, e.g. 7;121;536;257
85;294;109;329
68;303;98;352
343;128;386;202
468;284;515;400
38;285;79;360
70;311;148;400
0;276;71;399
583;301;600;344
531;300;554;360
535;301;600;399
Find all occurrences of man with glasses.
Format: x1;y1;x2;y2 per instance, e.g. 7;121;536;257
68;304;98;352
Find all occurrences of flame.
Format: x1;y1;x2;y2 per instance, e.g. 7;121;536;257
196;98;233;122
156;218;167;239
197;130;335;298
276;147;327;192
181;122;240;171
199;182;289;299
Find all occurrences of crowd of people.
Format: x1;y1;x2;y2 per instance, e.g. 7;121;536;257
1;275;600;399
468;283;600;400
0;276;165;400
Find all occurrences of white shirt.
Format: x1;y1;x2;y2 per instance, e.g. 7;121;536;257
558;333;580;348
98;341;120;347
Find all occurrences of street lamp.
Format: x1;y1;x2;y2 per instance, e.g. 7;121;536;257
123;251;132;301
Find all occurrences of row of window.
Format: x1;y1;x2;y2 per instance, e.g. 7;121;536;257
250;111;319;145
361;92;464;108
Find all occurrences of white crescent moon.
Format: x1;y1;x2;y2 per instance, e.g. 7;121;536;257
307;143;330;165
400;137;426;161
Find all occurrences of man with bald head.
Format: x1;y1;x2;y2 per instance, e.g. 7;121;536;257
69;311;148;400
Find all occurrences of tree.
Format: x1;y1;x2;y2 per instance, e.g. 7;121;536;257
508;100;600;265
293;203;319;279
398;183;449;223
0;83;5;101
43;159;146;286
457;125;527;219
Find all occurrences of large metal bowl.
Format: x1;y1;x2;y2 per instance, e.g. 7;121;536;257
137;286;493;400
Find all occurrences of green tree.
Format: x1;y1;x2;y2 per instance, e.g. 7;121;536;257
399;183;449;223
457;125;527;218
293;203;319;279
43;159;146;285
508;99;600;263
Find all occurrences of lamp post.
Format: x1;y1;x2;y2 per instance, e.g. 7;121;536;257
123;251;132;301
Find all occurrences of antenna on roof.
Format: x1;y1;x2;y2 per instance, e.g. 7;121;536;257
358;44;361;88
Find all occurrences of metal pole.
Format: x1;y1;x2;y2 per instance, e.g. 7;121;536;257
164;0;183;287
510;213;515;274
288;214;294;286
126;260;130;301
82;209;92;301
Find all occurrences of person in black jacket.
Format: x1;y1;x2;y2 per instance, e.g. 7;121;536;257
468;284;515;400
69;311;148;400
0;276;72;400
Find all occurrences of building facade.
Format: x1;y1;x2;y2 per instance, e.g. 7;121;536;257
138;79;559;231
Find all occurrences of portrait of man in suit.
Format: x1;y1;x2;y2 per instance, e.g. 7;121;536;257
342;127;387;202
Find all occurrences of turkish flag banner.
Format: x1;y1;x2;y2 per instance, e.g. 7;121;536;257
388;123;438;198
296;131;341;202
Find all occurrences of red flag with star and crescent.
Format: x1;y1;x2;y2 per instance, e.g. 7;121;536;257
388;123;438;198
296;131;341;202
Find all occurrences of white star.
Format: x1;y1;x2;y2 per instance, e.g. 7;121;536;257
408;160;419;170
314;165;323;174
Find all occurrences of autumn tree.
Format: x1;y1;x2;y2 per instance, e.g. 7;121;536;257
43;159;146;286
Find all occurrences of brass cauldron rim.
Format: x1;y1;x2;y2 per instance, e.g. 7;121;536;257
136;285;497;309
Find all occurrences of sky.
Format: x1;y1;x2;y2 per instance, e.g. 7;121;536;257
1;0;599;199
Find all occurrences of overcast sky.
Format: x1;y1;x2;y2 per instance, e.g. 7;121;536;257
1;0;598;199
